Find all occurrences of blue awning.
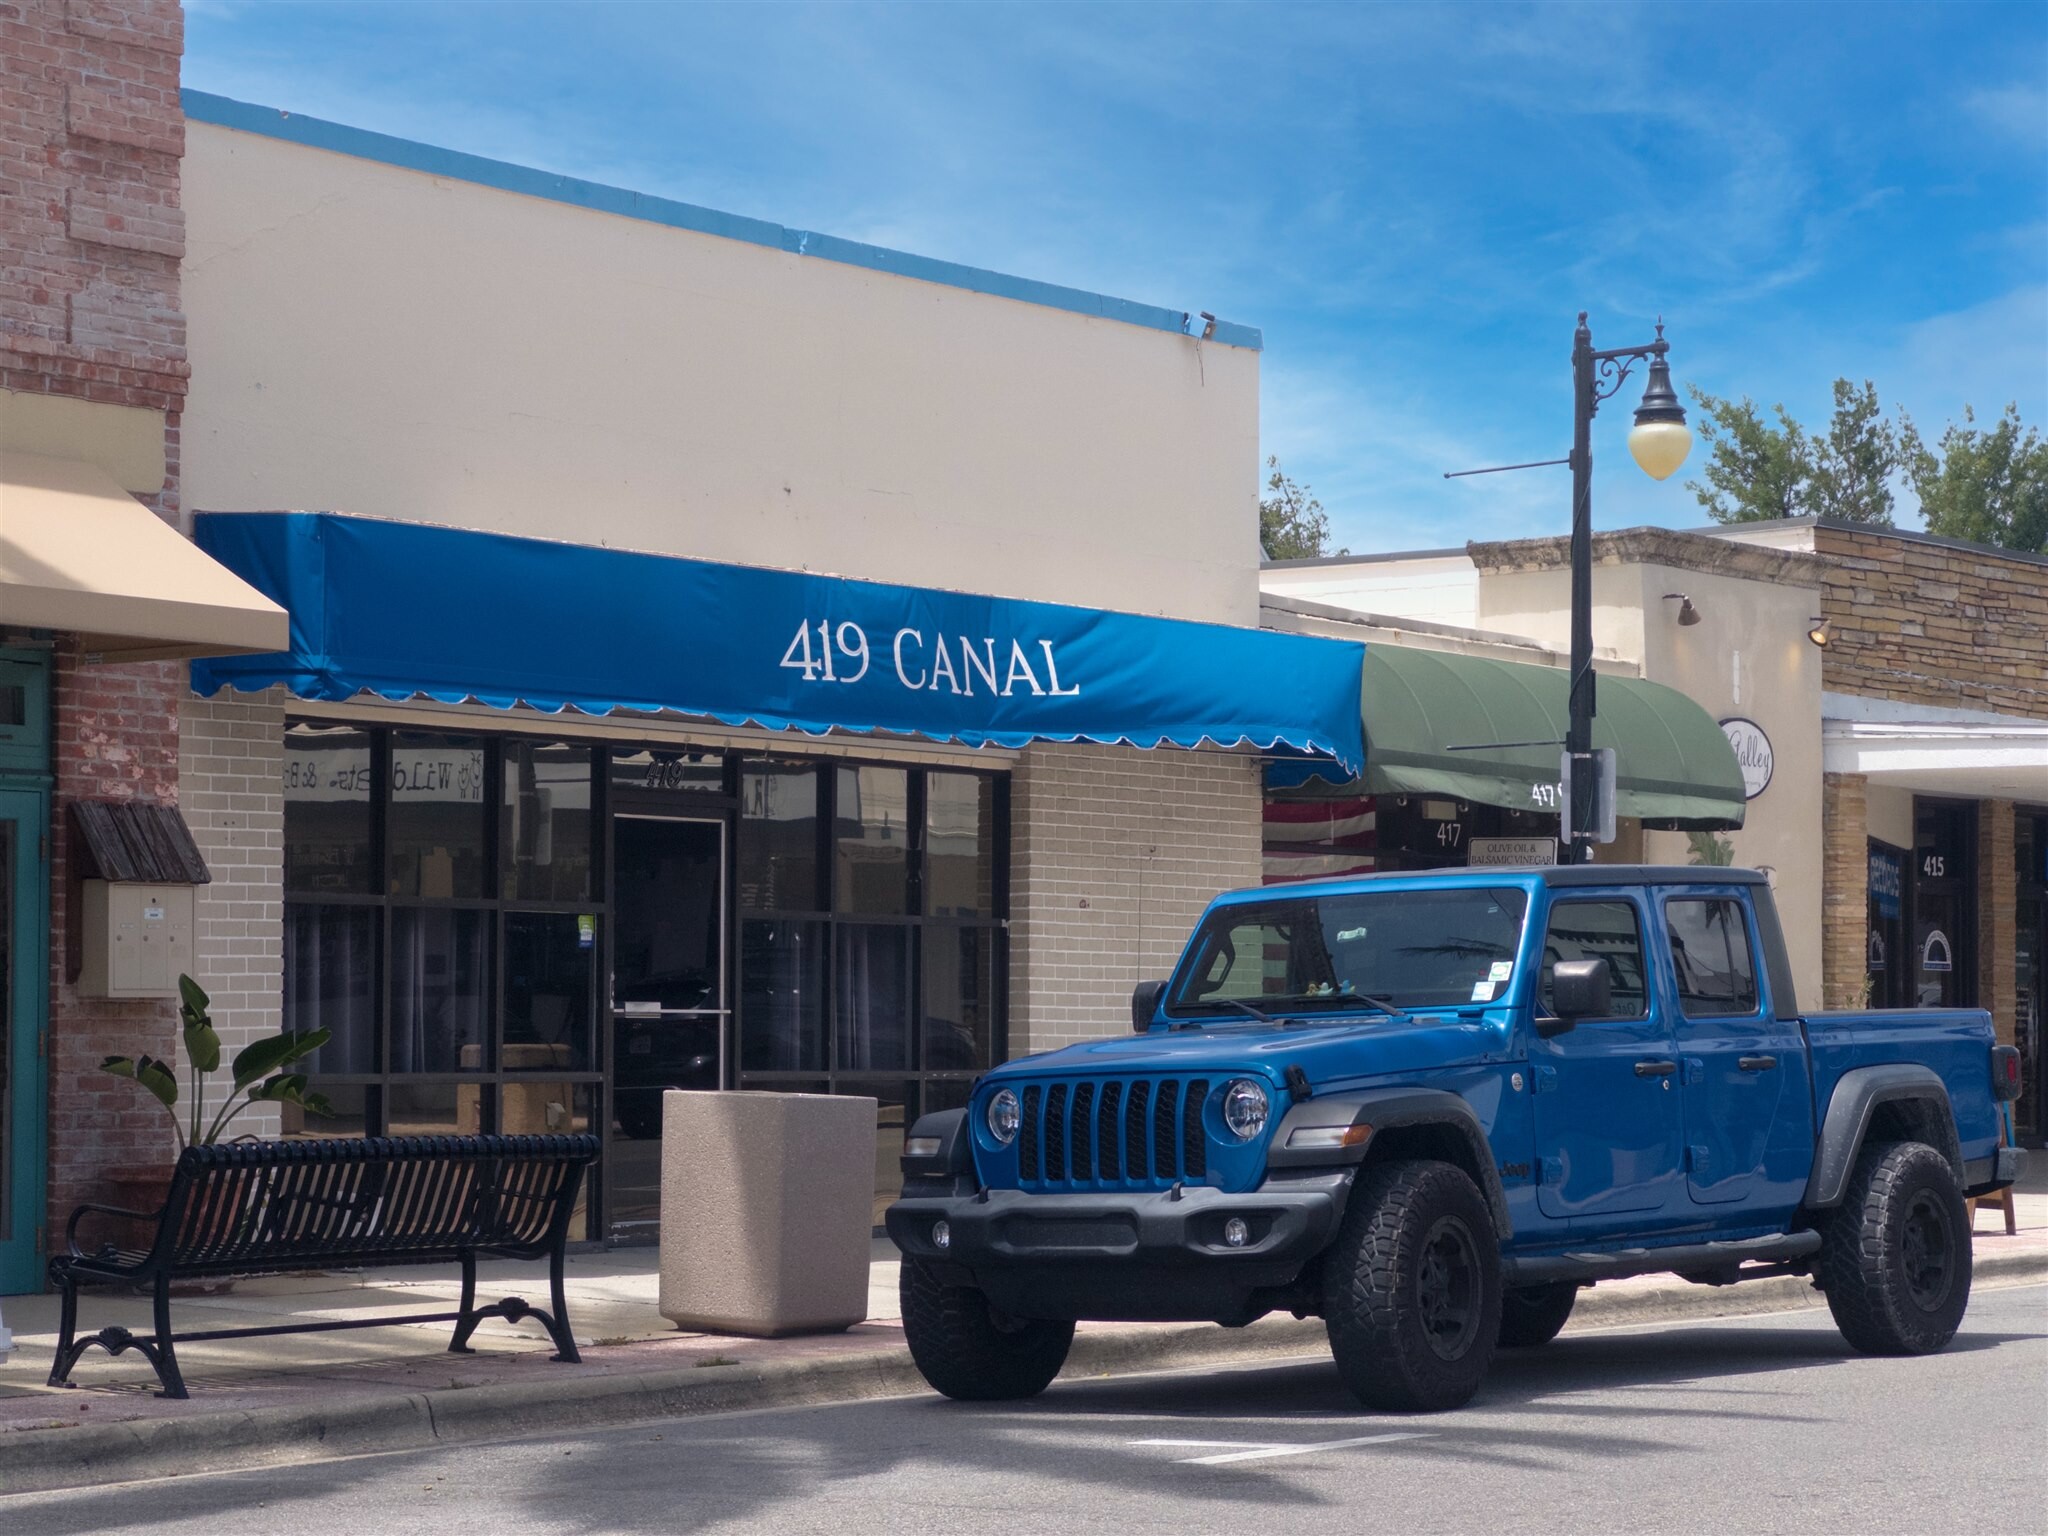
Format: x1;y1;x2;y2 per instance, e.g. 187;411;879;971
189;513;1366;772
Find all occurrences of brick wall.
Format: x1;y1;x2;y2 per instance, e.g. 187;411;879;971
1008;744;1262;1057
3;0;192;1236
1980;801;2017;1050
1815;525;2048;720
177;687;288;1136
1821;772;1868;1010
47;646;185;1225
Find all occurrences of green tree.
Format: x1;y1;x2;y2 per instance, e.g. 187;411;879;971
1685;388;1810;522
1260;456;1344;560
1686;379;1897;526
1900;403;2048;554
1807;378;1901;527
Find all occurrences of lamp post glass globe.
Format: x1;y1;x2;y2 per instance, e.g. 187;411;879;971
1628;417;1693;479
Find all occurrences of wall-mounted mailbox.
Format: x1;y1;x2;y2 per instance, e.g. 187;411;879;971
80;881;194;999
67;799;211;997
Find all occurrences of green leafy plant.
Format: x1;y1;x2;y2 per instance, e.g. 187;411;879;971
102;975;333;1149
1686;831;1736;866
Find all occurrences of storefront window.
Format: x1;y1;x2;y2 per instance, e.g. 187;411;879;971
925;772;996;917
740;763;820;911
739;918;829;1071
282;724;604;1237
388;732;488;898
390;907;491;1072
835;923;913;1070
285;904;379;1074
503;911;595;1072
923;925;995;1073
284;725;376;893
834;766;910;915
389;1082;468;1137
501;741;593;902
2014;812;2045;1145
610;748;724;797
1867;840;1907;1010
1911;798;1976;1010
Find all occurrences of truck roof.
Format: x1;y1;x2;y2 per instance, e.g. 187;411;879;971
1223;864;1769;905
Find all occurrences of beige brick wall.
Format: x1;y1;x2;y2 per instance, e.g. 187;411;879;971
1008;744;1262;1057
177;684;287;1136
1815;526;2048;720
1980;800;2018;1049
1821;772;1869;1010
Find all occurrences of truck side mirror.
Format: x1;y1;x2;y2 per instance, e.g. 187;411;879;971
1543;958;1612;1036
1131;979;1168;1032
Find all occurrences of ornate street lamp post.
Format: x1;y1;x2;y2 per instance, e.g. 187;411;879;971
1561;314;1692;862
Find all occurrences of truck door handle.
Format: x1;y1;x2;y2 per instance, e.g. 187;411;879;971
1738;1055;1778;1072
1634;1059;1677;1078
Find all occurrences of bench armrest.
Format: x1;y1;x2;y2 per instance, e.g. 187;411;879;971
66;1201;164;1256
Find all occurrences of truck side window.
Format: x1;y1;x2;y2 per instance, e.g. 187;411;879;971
1665;898;1760;1017
1539;900;1648;1019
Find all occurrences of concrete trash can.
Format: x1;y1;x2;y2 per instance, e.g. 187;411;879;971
658;1089;878;1337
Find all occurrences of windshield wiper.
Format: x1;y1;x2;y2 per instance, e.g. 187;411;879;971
1209;998;1271;1022
1280;991;1404;1021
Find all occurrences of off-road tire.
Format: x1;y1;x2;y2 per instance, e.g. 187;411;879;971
1324;1158;1502;1412
900;1258;1075;1401
1496;1282;1577;1348
1817;1139;1971;1356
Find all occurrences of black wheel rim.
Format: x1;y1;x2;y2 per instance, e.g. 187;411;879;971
1416;1216;1482;1360
1900;1190;1955;1312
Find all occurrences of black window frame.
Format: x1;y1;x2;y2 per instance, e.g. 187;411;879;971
282;722;608;1233
736;758;1009;1117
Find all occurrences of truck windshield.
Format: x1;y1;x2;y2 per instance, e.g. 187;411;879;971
1165;887;1530;1018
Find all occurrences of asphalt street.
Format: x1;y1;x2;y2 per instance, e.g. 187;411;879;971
7;1283;2043;1536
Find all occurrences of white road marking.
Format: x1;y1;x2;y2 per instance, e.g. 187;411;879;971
1131;1431;1435;1464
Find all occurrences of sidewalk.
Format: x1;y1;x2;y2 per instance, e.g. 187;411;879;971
1;1180;2041;1495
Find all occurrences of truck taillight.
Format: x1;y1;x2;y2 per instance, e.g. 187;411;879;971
1991;1045;2022;1102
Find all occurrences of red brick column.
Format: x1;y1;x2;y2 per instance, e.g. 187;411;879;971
47;648;188;1226
1;0;193;1241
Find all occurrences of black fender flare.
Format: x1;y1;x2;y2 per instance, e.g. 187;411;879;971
1268;1086;1512;1241
1803;1064;1961;1209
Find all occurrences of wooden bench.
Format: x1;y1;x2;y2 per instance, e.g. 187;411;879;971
48;1133;599;1399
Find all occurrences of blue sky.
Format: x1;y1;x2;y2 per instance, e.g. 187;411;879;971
185;1;2046;553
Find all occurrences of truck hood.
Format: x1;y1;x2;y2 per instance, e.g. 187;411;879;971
984;1013;1505;1089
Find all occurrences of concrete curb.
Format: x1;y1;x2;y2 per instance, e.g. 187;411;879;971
3;1250;2040;1498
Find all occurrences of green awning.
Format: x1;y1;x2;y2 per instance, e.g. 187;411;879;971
1354;645;1745;829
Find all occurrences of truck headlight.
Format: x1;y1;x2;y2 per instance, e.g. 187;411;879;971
1222;1079;1269;1141
986;1089;1021;1145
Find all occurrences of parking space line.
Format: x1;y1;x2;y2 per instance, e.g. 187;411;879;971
1131;1431;1435;1464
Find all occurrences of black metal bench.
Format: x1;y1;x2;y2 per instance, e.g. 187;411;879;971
48;1134;599;1399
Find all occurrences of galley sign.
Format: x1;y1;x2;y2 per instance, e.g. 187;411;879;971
1719;716;1774;801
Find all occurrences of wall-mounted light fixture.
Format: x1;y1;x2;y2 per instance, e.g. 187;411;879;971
1807;616;1832;647
1662;592;1701;626
1199;311;1218;340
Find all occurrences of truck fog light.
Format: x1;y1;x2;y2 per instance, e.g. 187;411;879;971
1222;1079;1270;1141
986;1089;1021;1145
1223;1217;1250;1248
932;1220;951;1250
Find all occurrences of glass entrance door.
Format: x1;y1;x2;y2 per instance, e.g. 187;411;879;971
0;790;48;1295
608;814;727;1236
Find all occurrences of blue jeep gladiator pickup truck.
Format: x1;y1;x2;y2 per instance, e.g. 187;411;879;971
887;865;2026;1412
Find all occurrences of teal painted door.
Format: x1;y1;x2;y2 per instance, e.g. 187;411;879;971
0;788;48;1295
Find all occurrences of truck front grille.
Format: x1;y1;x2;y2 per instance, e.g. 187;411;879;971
1010;1077;1212;1190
